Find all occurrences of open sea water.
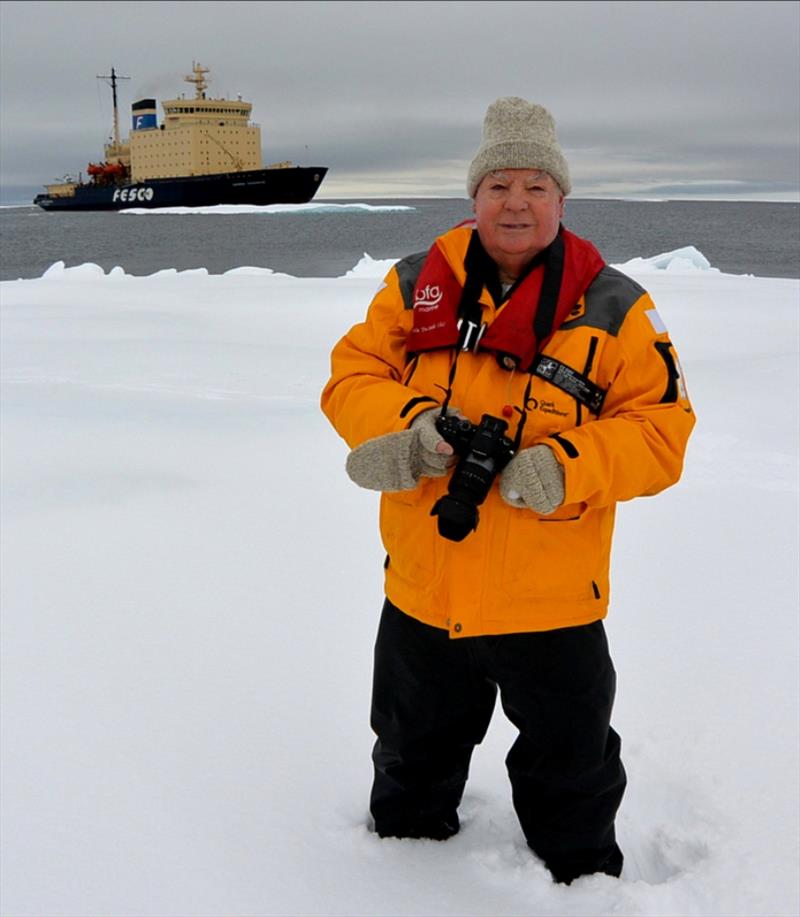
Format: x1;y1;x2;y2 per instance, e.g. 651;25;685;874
1;198;798;281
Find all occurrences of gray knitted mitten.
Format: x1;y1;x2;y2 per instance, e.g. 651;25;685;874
408;409;454;478
499;445;565;514
345;409;454;492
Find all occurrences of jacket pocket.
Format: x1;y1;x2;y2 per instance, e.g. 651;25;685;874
536;501;587;523
496;504;599;602
380;485;440;589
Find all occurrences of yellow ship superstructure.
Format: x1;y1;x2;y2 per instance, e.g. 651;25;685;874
125;64;265;181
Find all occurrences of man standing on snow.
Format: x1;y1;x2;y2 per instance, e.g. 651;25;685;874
321;97;694;884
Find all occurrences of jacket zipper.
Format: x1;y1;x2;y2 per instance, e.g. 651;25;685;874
576;335;600;426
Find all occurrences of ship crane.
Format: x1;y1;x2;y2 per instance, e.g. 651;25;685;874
201;130;244;172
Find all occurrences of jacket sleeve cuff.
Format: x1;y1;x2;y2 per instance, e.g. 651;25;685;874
542;433;581;505
396;395;440;430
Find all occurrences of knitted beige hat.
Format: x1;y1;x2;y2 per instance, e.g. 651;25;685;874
467;97;571;198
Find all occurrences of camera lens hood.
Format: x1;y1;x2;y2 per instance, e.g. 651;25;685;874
431;494;479;542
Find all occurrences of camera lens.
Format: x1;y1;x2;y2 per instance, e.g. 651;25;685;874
431;413;513;542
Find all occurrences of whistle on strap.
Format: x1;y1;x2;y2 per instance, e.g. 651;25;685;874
457;318;487;353
532;354;607;414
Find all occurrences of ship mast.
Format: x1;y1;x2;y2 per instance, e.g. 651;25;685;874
185;62;210;100
97;67;130;150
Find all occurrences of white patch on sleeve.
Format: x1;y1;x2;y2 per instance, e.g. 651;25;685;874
645;308;668;335
675;353;688;399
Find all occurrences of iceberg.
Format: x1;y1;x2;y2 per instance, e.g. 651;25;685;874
119;201;416;216
615;245;717;273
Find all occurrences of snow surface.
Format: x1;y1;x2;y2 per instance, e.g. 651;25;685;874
1;248;798;917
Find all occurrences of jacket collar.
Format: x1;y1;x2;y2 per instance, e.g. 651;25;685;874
407;224;605;370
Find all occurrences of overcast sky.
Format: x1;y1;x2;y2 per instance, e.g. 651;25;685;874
1;0;798;200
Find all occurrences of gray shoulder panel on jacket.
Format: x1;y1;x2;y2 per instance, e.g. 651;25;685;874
561;265;647;336
395;251;428;310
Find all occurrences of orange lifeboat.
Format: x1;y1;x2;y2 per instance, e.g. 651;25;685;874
87;161;127;178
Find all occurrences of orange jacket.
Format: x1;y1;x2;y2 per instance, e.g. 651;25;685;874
321;226;695;636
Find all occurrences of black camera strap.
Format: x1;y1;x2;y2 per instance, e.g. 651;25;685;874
438;349;461;417
533;231;565;350
512;372;535;452
455;233;495;352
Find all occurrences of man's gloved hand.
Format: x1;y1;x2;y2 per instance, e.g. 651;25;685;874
345;409;456;492
408;409;456;478
499;445;565;514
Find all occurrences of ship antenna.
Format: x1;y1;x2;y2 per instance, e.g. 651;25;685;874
97;67;130;151
185;62;210;100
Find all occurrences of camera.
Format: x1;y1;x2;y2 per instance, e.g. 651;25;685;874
431;413;515;542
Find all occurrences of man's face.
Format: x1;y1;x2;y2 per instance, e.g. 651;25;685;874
473;169;565;277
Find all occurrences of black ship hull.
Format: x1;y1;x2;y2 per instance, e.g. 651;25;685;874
34;166;328;211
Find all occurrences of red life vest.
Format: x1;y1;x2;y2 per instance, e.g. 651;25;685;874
407;225;605;371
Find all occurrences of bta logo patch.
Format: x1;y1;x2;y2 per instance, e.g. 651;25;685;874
112;187;155;203
414;284;443;312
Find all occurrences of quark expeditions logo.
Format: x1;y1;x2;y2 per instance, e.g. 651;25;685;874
522;395;569;418
112;187;155;203
414;283;443;312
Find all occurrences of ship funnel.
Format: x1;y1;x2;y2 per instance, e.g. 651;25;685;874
132;99;157;131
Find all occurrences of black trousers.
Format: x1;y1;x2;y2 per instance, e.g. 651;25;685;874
370;599;626;883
